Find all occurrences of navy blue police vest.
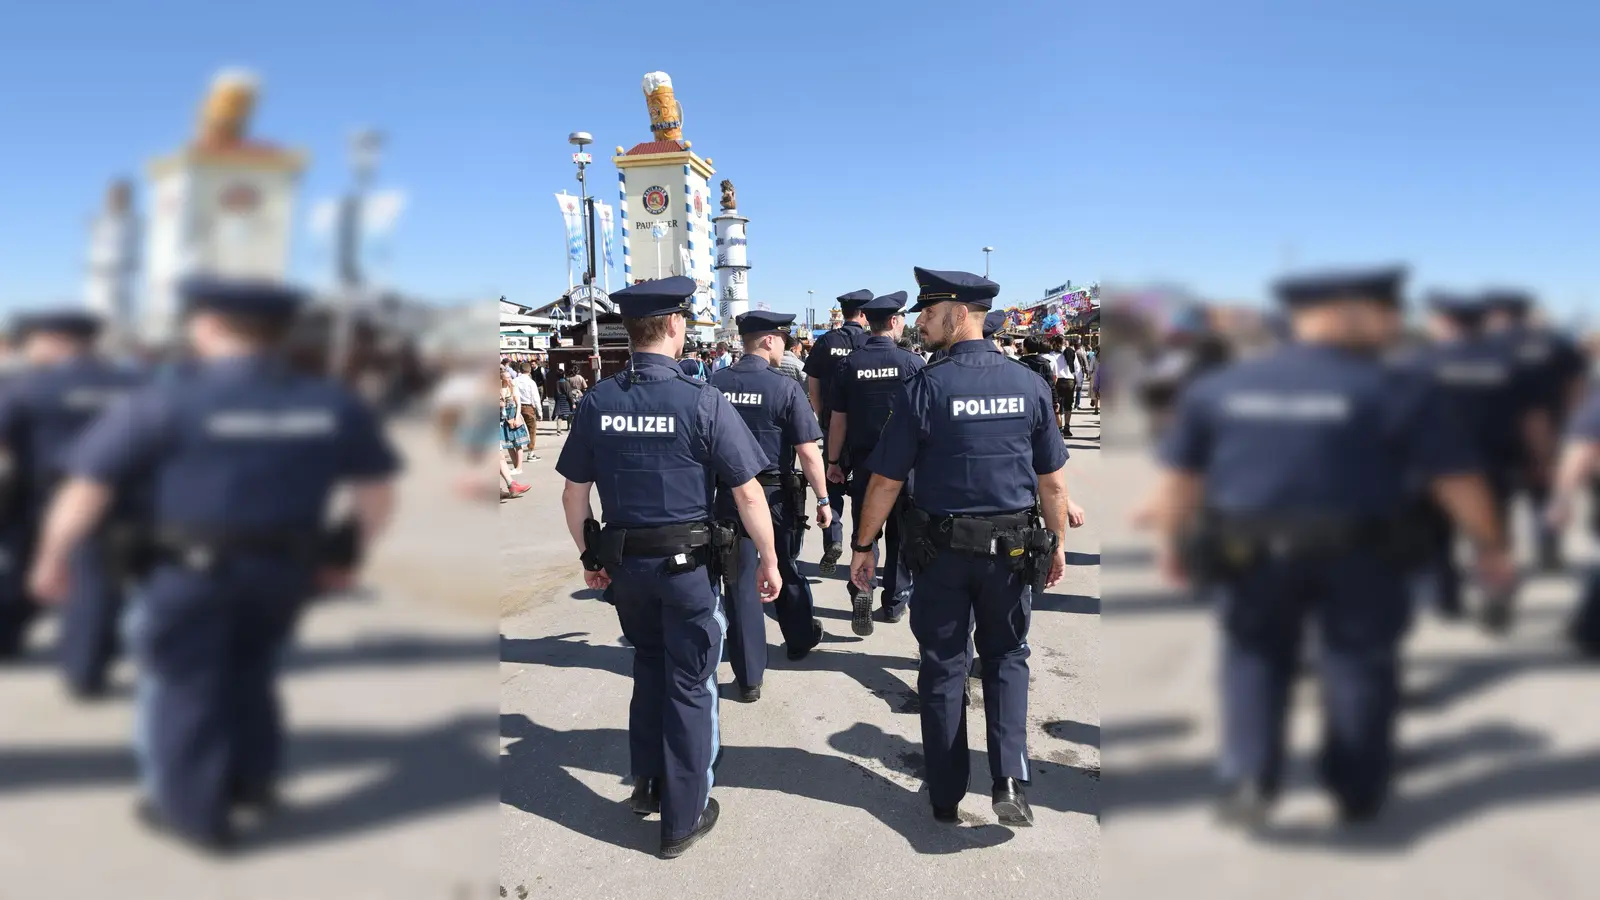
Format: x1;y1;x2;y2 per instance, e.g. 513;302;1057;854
6;357;144;503
709;356;798;475
835;335;924;471
584;353;720;527
905;341;1055;516
803;321;869;419
1411;338;1523;472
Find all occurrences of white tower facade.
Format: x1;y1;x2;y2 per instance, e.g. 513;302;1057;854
85;180;140;343
712;203;749;341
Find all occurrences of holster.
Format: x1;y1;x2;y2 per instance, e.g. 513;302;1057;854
581;518;604;571
781;472;810;532
899;505;938;574
319;519;363;569
1023;527;1058;595
107;523;158;582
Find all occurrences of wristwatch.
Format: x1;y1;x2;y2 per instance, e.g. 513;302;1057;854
851;535;879;553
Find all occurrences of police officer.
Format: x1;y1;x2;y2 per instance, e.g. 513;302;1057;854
1482;290;1587;571
851;268;1081;825
1151;268;1514;825
709;309;834;700
1546;390;1600;655
1407;293;1535;623
826;291;924;635
0;311;144;694
557;276;781;859
804;289;873;574
27;277;400;851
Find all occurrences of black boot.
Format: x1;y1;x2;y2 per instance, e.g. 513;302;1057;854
135;798;235;855
630;777;661;816
992;778;1033;826
738;684;762;702
932;803;960;823
660;798;719;859
851;584;874;636
787;619;824;661
819;543;842;576
1214;781;1273;828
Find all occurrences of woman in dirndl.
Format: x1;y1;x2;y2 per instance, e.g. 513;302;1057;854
500;368;531;474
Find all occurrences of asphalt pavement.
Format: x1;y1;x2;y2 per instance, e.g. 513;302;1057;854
500;410;1102;900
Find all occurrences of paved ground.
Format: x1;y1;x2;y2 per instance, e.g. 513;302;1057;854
1100;407;1600;900
0;417;500;900
501;410;1102;900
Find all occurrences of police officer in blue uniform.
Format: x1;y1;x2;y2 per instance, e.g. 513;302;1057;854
0;311;144;694
804;290;873;574
557;276;781;859
851;268;1079;825
1547;392;1600;655
27;277;400;851
1482;290;1587;571
826;291;924;635
1152;268;1515;825
709;309;834;700
1407;293;1537;624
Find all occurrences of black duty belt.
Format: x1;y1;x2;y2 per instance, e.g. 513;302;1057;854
599;521;713;558
754;471;784;487
925;510;1035;553
154;526;321;557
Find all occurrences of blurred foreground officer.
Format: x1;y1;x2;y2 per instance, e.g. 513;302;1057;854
1543;392;1600;656
27;278;399;851
557;276;781;859
827;291;924;634
1409;294;1533;625
852;268;1080;825
1483;290;1585;570
804;289;872;574
709;310;833;700
0;312;143;694
1153;268;1514;826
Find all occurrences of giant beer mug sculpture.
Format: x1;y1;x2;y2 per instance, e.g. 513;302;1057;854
642;71;683;143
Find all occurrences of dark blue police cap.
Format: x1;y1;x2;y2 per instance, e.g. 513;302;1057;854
1427;291;1485;323
983;309;1007;338
910;267;1001;313
179;275;305;320
612;276;697;319
1272;266;1405;309
13;310;102;340
860;291;908;315
735;309;796;335
836;289;874;311
1481;289;1532;317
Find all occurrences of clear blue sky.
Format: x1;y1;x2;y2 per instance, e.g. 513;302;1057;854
3;2;1595;318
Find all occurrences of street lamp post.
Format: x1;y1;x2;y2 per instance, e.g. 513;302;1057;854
982;246;995;278
331;128;383;383
570;131;601;379
807;289;814;334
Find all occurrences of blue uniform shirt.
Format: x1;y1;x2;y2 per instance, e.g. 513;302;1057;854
1160;342;1478;516
1406;337;1528;474
1497;326;1586;415
678;358;707;380
556;352;768;527
829;334;926;472
708;355;822;475
867;339;1067;516
66;355;400;530
0;356;147;513
803;321;870;419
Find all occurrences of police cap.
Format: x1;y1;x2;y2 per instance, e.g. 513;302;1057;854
736;309;796;336
1272;266;1405;309
1481;289;1533;318
180;276;305;320
1427;291;1486;327
909;267;1001;313
983;309;1007;338
836;289;874;311
612;276;697;319
13;310;102;341
859;291;908;314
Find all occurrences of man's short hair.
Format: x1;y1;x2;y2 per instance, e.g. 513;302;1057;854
515;361;531;373
213;311;294;345
782;330;798;351
865;310;900;333
622;312;680;346
1023;336;1045;354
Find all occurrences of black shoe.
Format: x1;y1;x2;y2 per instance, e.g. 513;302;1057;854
66;681;111;702
630;778;661;816
819;543;842;576
230;782;280;813
1214;782;1273;828
932;804;960;823
739;684;762;702
992;778;1034;827
135;798;235;855
851;585;874;636
660;798;719;859
1336;797;1384;825
875;604;905;624
787;619;824;661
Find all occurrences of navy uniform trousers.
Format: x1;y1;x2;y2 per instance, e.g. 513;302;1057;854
610;554;724;843
820;425;847;548
1423;479;1510;617
59;533;125;691
846;474;912;617
717;483;818;688
128;556;310;839
1215;552;1411;811
909;549;1032;809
